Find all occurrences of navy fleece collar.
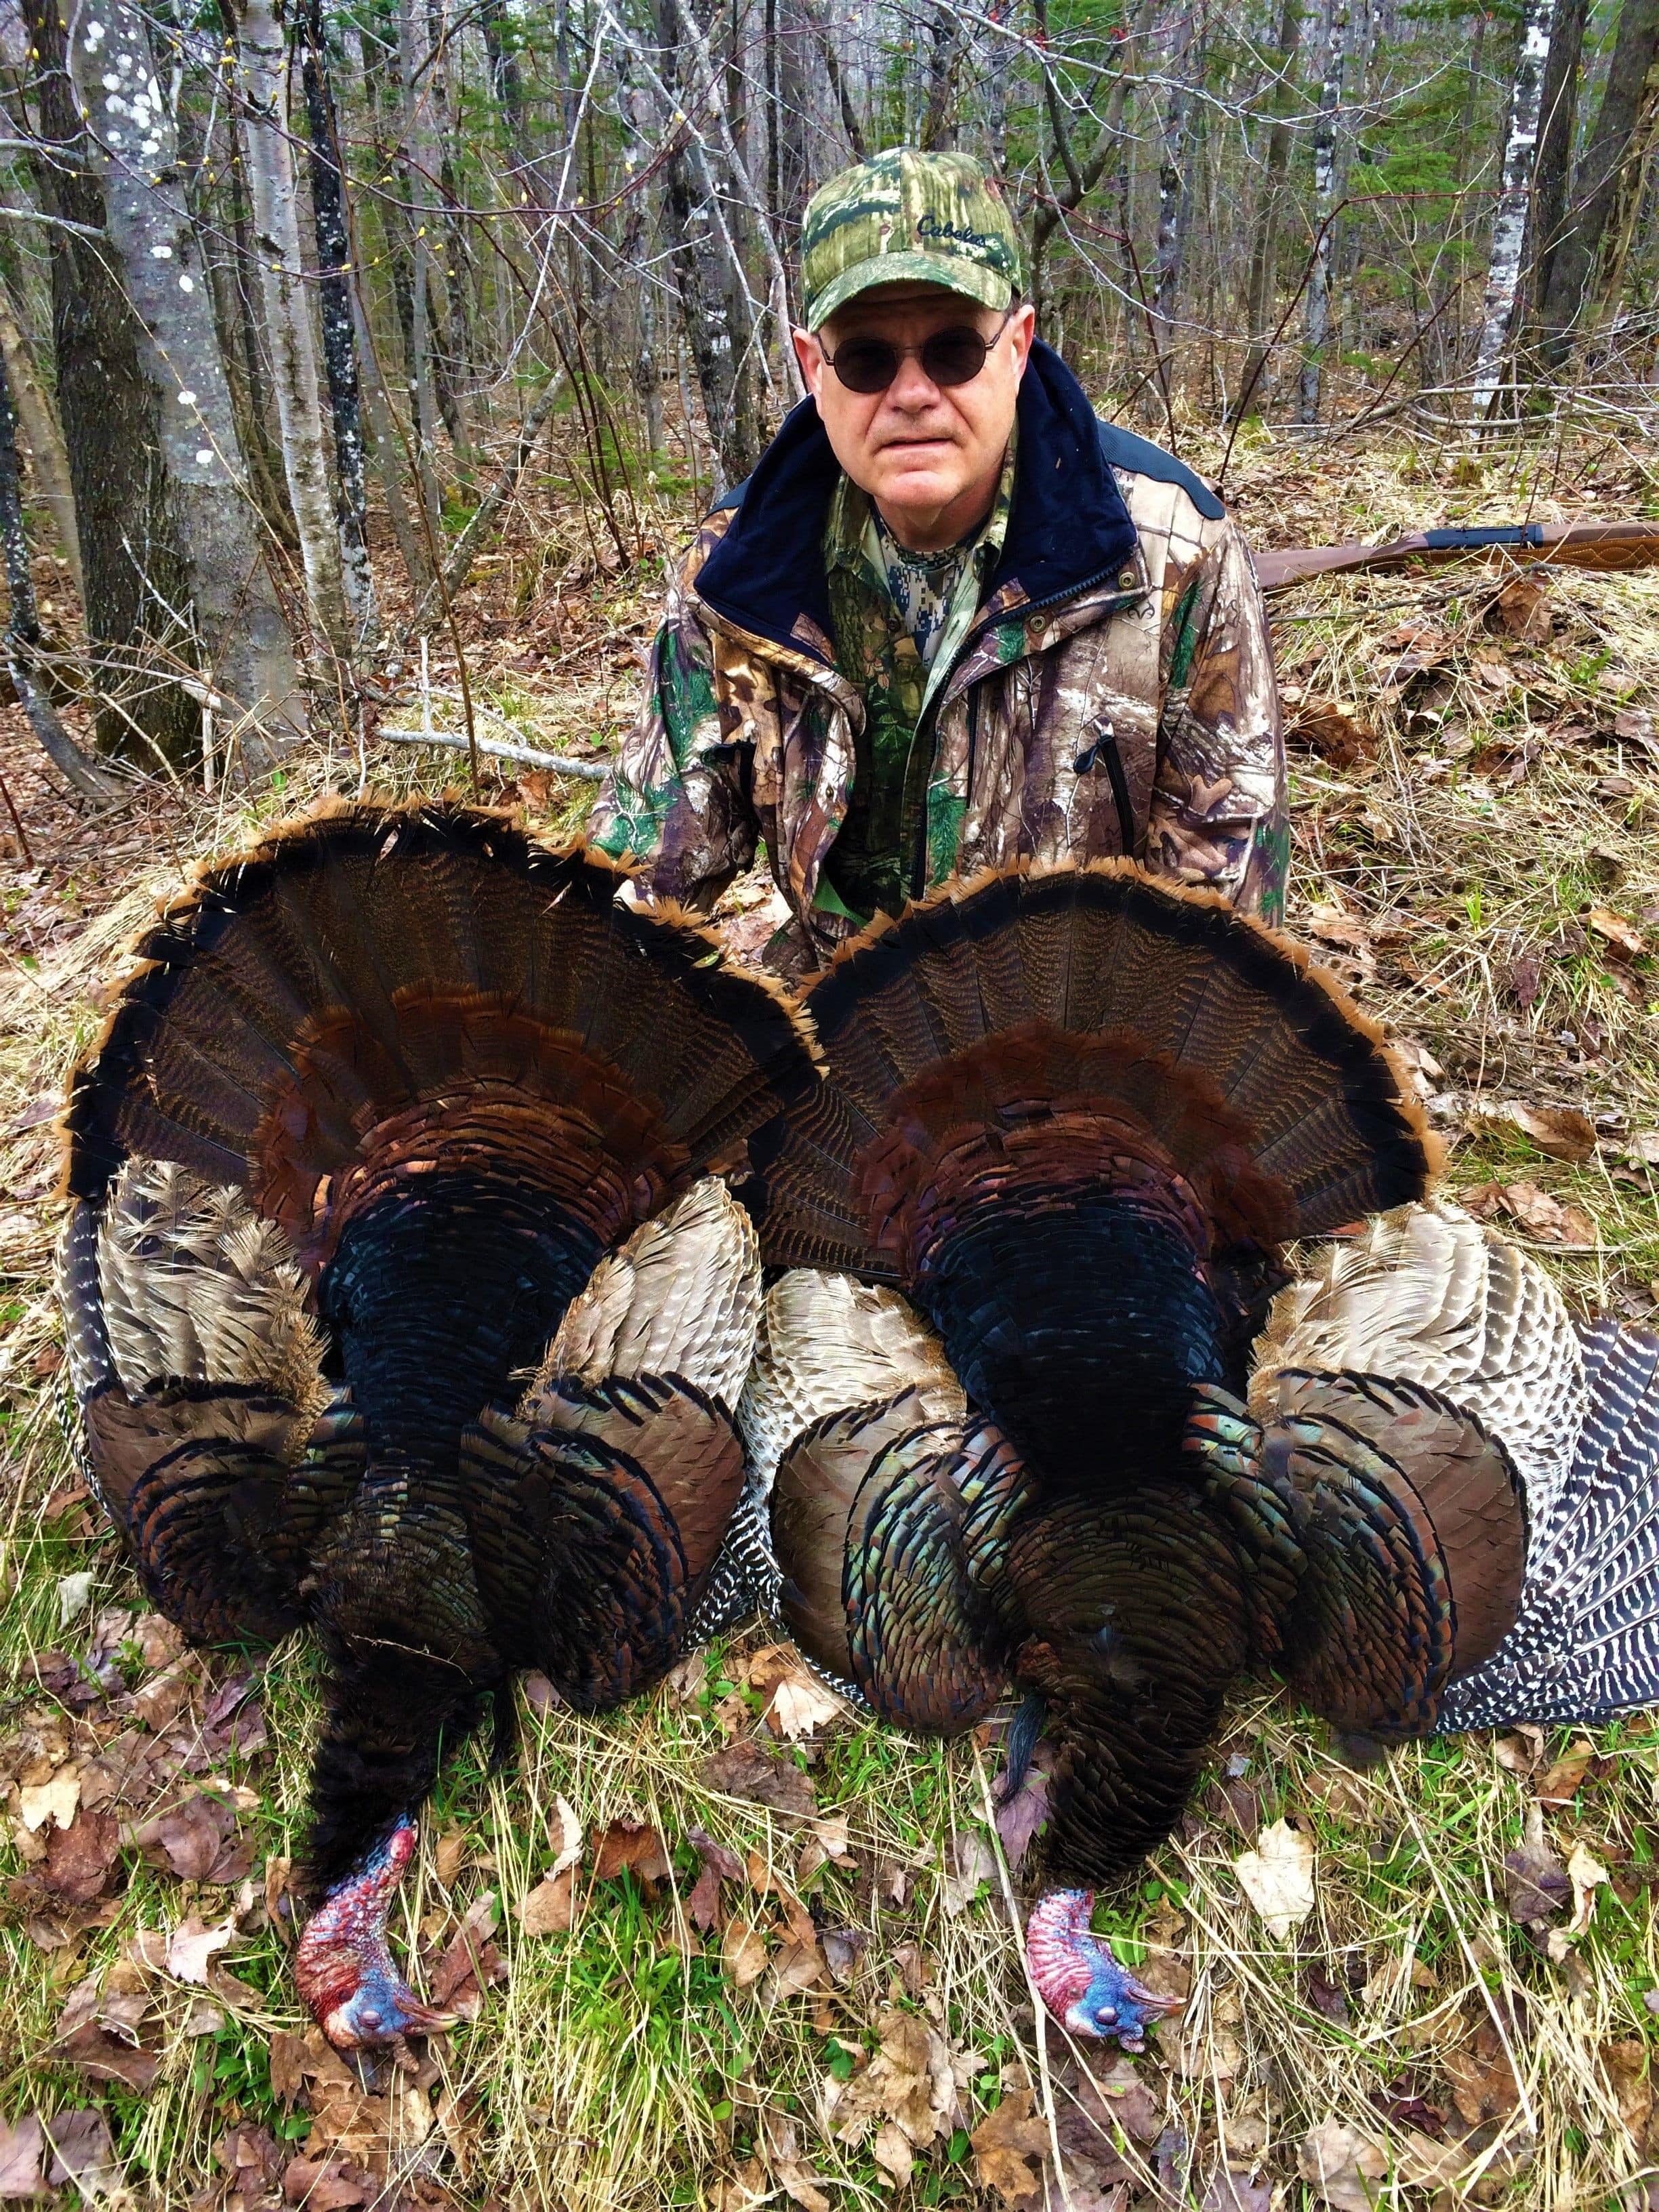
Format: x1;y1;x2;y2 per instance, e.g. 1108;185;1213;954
693;340;1139;666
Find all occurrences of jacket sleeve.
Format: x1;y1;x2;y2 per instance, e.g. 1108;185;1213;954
587;520;759;910
1145;519;1288;924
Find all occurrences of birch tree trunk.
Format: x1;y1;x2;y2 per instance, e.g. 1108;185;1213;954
70;0;306;767
228;0;352;665
300;0;380;644
1298;0;1346;423
21;0;205;767
1471;0;1556;419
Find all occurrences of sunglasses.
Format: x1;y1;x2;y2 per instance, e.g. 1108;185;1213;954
817;306;1017;396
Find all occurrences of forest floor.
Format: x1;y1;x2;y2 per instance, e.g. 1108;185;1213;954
1;422;1658;2211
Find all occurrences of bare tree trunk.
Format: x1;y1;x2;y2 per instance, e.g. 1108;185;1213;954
1298;0;1346;423
1473;0;1557;418
1592;56;1659;316
1525;0;1589;322
1235;0;1305;416
398;0;443;523
228;0;352;665
1536;0;1659;369
20;0;203;767
71;0;306;766
0;344;117;798
1152;6;1200;353
0;260;83;599
301;0;380;645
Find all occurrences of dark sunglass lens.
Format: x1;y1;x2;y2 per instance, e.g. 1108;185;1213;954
922;330;990;386
834;339;901;394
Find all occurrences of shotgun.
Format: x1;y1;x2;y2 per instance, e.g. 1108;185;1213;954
1253;517;1659;594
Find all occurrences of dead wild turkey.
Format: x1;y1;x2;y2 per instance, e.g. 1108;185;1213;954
744;863;1659;2048
56;802;817;2049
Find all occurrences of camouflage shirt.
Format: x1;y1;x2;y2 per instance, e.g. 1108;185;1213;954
819;444;1015;924
592;342;1286;966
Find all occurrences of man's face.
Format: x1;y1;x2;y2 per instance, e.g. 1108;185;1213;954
793;284;1036;552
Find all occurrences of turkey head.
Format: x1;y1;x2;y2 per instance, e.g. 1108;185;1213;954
58;802;819;2048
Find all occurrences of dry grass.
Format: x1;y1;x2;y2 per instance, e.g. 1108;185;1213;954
1;428;1658;2211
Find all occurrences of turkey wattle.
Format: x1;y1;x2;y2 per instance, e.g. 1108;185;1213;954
56;802;817;2049
743;862;1658;2045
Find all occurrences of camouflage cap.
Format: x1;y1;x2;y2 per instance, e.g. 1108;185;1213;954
800;149;1023;332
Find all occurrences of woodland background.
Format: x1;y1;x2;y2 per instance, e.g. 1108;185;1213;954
0;0;1656;765
2;0;1659;2207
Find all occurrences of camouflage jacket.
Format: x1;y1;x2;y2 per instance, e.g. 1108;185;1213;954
592;343;1286;963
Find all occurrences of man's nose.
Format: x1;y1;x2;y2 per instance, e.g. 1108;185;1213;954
885;350;944;411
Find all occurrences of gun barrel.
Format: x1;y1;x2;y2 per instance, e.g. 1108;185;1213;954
1255;519;1659;594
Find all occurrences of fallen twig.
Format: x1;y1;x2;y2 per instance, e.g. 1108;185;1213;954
377;726;609;781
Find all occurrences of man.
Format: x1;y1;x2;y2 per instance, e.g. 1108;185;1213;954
591;148;1286;969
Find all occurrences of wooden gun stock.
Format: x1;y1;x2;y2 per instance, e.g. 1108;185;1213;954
1254;518;1659;594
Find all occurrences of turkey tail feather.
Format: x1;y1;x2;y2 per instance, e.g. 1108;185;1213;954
1439;1321;1659;1729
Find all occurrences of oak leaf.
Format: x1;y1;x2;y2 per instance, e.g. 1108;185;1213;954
970;2088;1049;2207
1233;1818;1316;1939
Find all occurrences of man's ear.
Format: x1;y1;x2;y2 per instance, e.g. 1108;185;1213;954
792;327;824;409
1008;301;1038;386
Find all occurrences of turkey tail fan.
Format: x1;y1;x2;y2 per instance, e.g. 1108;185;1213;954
64;802;820;1238
752;863;1433;1487
1439;1319;1659;1730
1250;1200;1585;1532
755;861;1435;1280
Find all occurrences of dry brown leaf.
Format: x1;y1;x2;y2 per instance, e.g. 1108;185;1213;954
279;2154;376;2208
1497;1182;1598;1246
1233;1818;1316;1939
519;1870;574;1936
720;1915;769;1990
1566;1837;1611;1936
434;1830;467;1885
593;1818;670;1886
138;1788;251;1884
1601;2039;1653;2142
548;1793;583;1878
165;1912;239;1985
0;2115;47;2198
1468;1101;1597;1163
971;2088;1050;2207
943;1828;998;1914
757;2110;831;2212
1588;906;1647;959
699;1741;819;1821
1534;1738;1596;1803
1286;696;1376;766
832;2005;956;2153
872;2119;915;2186
41;1806;118;1905
1296;2120;1385;2211
268;2029;307;2107
686;1826;743;1931
1493;575;1553;641
1443;2023;1521;2126
18;1767;81;1832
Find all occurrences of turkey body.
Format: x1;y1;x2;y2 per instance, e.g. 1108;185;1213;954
744;863;1659;2041
56;802;818;2047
